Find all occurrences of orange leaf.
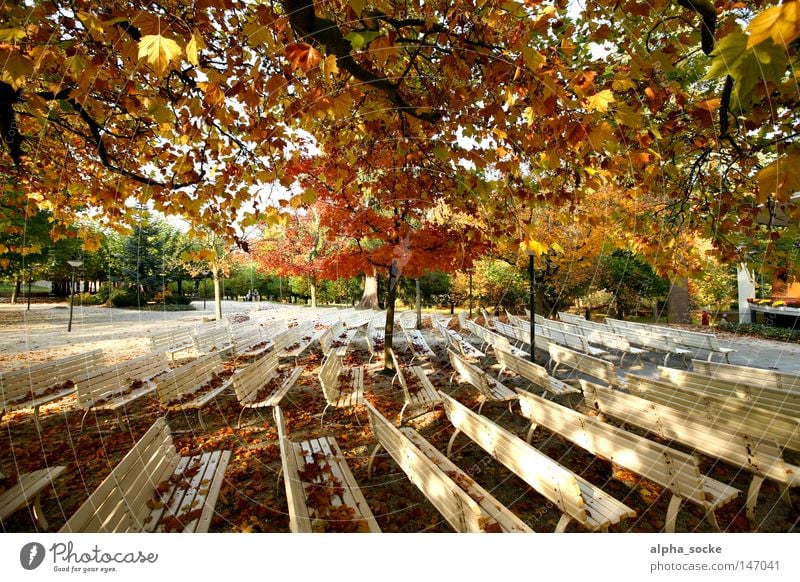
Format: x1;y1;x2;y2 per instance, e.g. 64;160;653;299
285;43;321;72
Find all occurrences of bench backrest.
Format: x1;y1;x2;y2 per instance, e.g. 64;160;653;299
149;327;195;352
448;349;489;394
438;392;588;524
232;351;279;405
193;322;232;353
75;352;170;408
627;373;800;452
61;418;179;532
580;380;792;484
155;352;224;405
585;329;632;352
536;324;589;353
318;355;343;404
389;349;409;392
319;321;346;356
365;402;489;532
692;359;800;395
660;366;800;417
1;349;105;406
548;344;617;385
273;406;313;533
495;349;558;392
558;312;610;333
517;390;708;506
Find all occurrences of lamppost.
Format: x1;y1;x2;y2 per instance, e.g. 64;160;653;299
67;259;83;332
525;249;535;363
467;267;474;319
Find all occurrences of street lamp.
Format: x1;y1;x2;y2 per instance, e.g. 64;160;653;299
67;259;83;332
525;249;535;363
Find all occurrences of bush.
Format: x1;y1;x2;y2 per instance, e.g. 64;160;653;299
723;322;800;343
163;294;192;305
109;289;141;308
75;292;105;306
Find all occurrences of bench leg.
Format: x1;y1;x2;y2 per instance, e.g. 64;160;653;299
665;494;681;533
663;353;670;367
236;407;249;430
525;421;538;444
367;444;383;479
319;404;331;430
477;399;487;415
197;408;207;431
32;492;49;530
33;405;42;433
398;403;409;426
554;514;571;533
116;409;125;430
79;408;92;433
446;429;462;458
703;507;721;532
746;474;766;526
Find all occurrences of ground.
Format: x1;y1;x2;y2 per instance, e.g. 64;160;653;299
0;301;798;533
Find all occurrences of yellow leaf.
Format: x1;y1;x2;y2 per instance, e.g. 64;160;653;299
186;30;205;66
520;239;549;257
522;106;535;126
0;46;33;89
77;11;105;41
138;34;183;75
321;54;339;81
585;89;615;112
756;154;800;203
747;1;800;48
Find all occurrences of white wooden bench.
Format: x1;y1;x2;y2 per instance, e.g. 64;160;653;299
693;359;800;392
558;311;612;333
365;402;533;532
365;324;385;363
231;351;303;428
280;322;322;363
318;354;365;427
687;361;800;417
516;390;739;532
494;349;580;399
548;343;620;387
0;466;66;530
389;349;441;424
435;320;485;359
480;307;495;329
192;321;233;353
0;349;105;431
536;324;609;358
465;320;529;358
647;325;735;363
274;406;380;533
229;323;272;361
399;320;435;362
75;352;171;432
319;320;359;358
154;352;233;430
439;392;636;532
627;373;800;454
584;329;648;365
447;349;516;414
149;327;196;361
60;418;231;532
581;380;800;524
605;318;692;366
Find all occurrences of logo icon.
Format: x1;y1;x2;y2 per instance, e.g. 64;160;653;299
20;542;46;570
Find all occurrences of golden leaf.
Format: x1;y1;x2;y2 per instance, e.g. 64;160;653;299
138;34;183;75
186;30;205;66
0;45;33;89
585;89;615;113
747;1;800;48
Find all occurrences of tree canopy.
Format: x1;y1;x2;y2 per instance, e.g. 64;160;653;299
1;0;799;276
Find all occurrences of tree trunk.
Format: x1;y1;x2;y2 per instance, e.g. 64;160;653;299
667;277;691;324
212;267;223;320
177;279;183;295
310;277;317;308
11;276;21;303
415;278;422;329
358;272;379;310
383;262;401;371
